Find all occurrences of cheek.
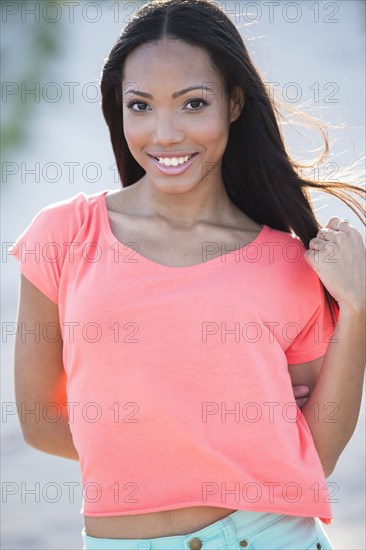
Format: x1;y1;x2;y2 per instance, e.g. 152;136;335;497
123;113;146;148
195;114;229;151
192;101;230;143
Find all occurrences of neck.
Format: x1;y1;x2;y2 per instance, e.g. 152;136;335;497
132;175;235;228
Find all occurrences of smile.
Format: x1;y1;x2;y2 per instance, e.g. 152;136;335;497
148;153;199;175
154;154;195;166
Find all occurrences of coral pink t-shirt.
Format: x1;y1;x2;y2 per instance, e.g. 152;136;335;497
9;188;339;524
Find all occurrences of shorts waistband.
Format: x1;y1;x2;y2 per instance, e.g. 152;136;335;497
82;509;289;549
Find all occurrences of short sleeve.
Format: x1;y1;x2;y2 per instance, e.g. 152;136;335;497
8;193;87;304
284;261;340;364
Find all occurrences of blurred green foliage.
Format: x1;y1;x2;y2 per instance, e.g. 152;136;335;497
1;1;63;159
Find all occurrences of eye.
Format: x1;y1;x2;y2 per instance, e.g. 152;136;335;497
125;98;209;112
185;98;209;110
126;100;150;112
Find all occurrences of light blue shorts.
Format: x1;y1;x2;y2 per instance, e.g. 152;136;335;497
81;509;333;549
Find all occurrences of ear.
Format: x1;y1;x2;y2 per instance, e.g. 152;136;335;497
229;86;245;123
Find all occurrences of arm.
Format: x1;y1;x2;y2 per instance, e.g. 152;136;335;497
297;217;366;477
300;303;365;477
14;274;79;461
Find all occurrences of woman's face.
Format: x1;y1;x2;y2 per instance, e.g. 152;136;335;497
122;38;242;194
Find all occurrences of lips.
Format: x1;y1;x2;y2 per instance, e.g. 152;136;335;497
148;152;199;175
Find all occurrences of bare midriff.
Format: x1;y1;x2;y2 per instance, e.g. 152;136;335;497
84;506;238;539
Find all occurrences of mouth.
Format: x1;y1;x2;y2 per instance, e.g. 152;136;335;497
147;152;199;175
148;153;198;166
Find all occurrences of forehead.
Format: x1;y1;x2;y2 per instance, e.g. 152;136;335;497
122;39;221;90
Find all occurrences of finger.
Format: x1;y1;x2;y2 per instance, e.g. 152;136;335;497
308;237;328;250
324;217;340;229
316;227;339;241
326;216;351;232
293;385;310;397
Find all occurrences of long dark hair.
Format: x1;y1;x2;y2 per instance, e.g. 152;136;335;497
100;0;365;327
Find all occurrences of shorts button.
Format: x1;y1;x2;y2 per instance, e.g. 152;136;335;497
316;544;322;549
239;540;249;548
188;537;203;550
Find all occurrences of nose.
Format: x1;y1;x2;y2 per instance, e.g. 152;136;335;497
151;111;184;145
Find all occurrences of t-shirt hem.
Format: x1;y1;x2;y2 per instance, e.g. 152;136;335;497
81;501;333;524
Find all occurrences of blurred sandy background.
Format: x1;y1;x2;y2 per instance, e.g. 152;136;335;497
1;1;365;548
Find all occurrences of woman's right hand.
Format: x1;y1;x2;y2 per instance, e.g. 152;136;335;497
293;385;310;409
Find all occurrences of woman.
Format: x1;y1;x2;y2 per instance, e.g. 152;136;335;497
10;0;365;549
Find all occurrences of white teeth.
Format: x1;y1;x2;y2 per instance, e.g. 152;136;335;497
156;155;193;166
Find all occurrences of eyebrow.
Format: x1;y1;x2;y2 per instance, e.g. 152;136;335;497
124;85;215;99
